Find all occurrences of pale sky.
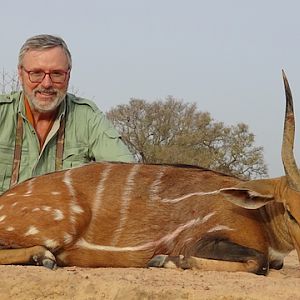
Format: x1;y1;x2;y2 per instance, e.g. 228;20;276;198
2;0;300;177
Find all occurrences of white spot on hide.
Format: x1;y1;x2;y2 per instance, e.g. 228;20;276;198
71;205;84;214
44;239;59;249
25;225;39;236
0;215;6;222
53;209;64;221
41;206;52;212
63;233;73;244
6;193;16;197
51;191;61;195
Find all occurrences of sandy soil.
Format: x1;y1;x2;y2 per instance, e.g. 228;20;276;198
0;251;299;300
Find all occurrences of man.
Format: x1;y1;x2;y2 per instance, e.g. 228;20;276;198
0;34;134;194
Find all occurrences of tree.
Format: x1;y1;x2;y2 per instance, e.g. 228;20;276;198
107;96;268;179
0;69;20;94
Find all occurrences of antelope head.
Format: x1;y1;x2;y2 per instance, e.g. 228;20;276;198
219;71;300;262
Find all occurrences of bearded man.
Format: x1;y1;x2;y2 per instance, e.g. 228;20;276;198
0;34;134;194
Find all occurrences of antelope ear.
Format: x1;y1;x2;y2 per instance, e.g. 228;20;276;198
219;187;275;209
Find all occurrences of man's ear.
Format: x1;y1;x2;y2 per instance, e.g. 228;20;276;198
219;179;278;209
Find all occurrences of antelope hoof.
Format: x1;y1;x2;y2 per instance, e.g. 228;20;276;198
42;257;57;270
32;250;57;270
148;255;191;269
147;255;168;267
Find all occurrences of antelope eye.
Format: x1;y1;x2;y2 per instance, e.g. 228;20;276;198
286;209;297;223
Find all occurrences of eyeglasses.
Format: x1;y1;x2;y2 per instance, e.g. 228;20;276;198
22;67;69;84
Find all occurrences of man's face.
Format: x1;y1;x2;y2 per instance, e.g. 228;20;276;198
18;47;70;113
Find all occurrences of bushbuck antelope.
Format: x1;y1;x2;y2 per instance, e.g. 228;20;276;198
0;72;298;275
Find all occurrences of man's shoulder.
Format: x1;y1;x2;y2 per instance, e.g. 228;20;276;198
67;93;102;114
0;92;20;104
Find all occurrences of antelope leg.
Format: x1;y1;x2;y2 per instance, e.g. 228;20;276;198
148;254;268;275
0;246;57;269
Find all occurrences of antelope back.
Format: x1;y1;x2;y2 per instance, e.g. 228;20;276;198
0;162;242;251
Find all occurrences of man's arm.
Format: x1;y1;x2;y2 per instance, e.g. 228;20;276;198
88;111;135;163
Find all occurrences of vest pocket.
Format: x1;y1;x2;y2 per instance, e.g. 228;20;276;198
0;168;5;194
0;145;14;194
62;146;90;168
0;165;10;195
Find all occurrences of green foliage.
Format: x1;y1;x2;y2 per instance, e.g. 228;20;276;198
107;96;268;179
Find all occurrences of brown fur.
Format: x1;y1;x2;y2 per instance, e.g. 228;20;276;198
0;162;295;275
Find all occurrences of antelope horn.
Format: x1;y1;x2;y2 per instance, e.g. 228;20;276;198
281;70;300;190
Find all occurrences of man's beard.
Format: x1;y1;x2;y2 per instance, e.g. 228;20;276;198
24;86;67;113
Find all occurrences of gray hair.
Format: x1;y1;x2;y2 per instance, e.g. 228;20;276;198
18;34;72;68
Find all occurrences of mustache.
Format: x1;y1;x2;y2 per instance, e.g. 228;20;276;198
34;88;58;94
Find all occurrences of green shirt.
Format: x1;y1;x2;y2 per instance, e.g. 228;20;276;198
0;91;135;194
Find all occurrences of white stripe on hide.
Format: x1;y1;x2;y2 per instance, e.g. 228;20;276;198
207;224;235;233
111;164;141;246
78;212;215;252
161;190;220;203
149;167;166;201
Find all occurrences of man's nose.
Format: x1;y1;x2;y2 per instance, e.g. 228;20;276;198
41;73;53;88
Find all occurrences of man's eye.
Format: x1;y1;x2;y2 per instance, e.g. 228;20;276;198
51;72;64;77
31;72;44;76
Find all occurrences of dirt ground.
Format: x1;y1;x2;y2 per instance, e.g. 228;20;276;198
0;251;299;300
